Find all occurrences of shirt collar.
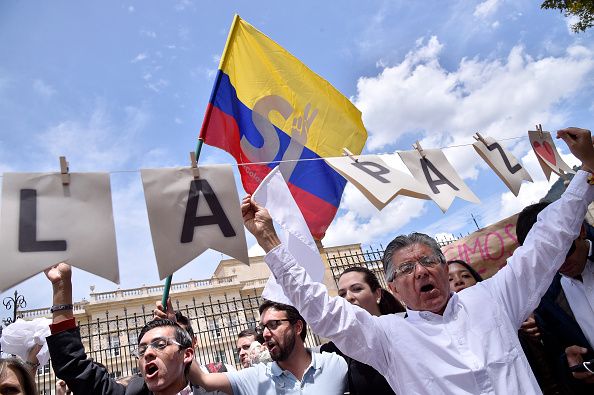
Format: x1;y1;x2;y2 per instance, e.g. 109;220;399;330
177;384;193;395
270;350;318;377
405;292;457;322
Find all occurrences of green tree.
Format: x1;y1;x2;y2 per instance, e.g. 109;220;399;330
542;0;594;32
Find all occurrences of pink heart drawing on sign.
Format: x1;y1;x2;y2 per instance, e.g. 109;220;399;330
533;141;557;165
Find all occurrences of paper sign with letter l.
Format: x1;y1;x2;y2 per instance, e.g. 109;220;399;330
199;15;367;240
399;148;480;212
528;130;575;180
252;168;324;306
141;165;248;280
325;154;430;210
0;172;118;292
472;134;533;196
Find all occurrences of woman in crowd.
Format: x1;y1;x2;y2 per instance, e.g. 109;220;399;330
447;259;483;292
320;266;405;395
0;358;37;395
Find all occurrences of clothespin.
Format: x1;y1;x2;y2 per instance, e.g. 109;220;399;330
473;132;487;146
413;141;426;158
190;151;200;179
536;124;544;139
59;156;70;185
342;147;358;163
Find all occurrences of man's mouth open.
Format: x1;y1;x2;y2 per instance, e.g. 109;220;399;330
420;284;435;293
145;363;159;379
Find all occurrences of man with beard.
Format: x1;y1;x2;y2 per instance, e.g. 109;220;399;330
45;263;195;395
188;300;347;394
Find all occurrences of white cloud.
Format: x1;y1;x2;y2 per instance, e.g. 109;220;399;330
131;53;148;63
248;243;265;257
146;78;169;93
36;103;149;171
33;79;56;97
128;5;135;13
323;183;428;247
473;0;501;19
141;30;157;38
354;37;594;182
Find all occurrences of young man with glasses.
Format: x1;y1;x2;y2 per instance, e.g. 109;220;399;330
187;300;347;394
45;263;195;395
241;128;594;394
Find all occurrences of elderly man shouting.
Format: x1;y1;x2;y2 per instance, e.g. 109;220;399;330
241;127;594;394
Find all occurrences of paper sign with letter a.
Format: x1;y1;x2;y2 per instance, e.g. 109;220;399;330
141;165;248;280
399;148;480;212
325;154;430;210
0;172;118;292
528;130;575;180
472;134;533;196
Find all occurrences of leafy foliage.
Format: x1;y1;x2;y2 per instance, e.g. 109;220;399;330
542;0;594;32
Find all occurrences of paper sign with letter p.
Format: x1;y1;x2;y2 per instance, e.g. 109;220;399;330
0;172;119;292
325;154;430;210
141;165;248;280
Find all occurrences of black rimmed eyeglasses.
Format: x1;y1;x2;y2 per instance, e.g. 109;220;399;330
132;337;182;358
256;319;292;334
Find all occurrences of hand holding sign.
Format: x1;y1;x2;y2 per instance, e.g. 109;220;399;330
557;127;594;174
528;126;575;180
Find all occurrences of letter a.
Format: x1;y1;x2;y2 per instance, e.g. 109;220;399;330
18;189;67;252
180;179;236;243
420;158;459;194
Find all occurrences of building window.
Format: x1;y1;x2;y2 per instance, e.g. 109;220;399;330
109;334;121;356
213;349;227;364
208;320;221;337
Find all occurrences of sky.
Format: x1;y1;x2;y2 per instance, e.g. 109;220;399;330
1;0;593;316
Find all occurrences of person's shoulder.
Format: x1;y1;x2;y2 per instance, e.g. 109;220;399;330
124;375;149;394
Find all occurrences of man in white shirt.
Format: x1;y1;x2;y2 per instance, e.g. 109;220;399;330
516;201;594;393
240;127;594;394
235;328;265;369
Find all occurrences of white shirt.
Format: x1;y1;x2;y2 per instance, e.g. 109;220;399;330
264;171;594;395
561;239;594;348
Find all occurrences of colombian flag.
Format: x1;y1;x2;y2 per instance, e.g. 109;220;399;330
199;15;367;239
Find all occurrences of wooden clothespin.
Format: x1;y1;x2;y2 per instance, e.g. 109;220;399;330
59;156;70;185
473;132;487;145
342;147;358;163
536;124;544;139
190;151;200;179
413;141;426;158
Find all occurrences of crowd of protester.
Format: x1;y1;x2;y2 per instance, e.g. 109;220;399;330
0;126;593;394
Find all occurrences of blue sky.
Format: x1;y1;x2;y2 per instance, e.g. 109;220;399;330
1;0;593;313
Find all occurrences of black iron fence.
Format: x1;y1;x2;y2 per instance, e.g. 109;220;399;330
30;291;322;394
20;240;463;394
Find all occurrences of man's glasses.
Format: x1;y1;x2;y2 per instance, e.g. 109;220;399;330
389;255;443;281
132;337;182;358
256;319;292;334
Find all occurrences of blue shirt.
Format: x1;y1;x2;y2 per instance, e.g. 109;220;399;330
225;351;347;395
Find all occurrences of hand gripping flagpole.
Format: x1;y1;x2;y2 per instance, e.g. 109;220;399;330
160;138;205;309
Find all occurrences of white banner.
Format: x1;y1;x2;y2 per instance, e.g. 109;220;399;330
0;172;118;292
141;165;249;280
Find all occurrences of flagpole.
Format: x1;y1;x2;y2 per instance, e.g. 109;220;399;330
162;14;240;309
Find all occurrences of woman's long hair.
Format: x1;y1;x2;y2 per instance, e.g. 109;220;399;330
0;358;38;395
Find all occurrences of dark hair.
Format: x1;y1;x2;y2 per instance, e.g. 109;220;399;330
138;319;192;349
259;300;307;341
516;202;550;245
339;266;405;314
447;259;483;282
238;327;264;343
383;233;446;282
174;311;195;340
0;358;37;395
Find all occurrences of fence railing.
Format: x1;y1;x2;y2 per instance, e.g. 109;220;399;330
12;241;463;394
